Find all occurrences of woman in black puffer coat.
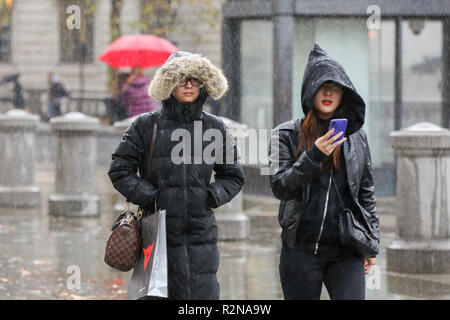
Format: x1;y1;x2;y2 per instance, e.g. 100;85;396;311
108;52;245;300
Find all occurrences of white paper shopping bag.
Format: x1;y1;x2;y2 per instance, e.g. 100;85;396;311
147;209;168;297
127;209;168;300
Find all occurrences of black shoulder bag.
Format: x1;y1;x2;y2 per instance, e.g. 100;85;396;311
331;173;379;258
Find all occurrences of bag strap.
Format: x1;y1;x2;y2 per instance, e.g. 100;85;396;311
146;113;159;181
125;113;160;220
146;112;159;215
330;171;346;210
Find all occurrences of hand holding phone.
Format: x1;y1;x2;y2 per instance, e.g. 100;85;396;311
314;118;348;156
328;118;348;147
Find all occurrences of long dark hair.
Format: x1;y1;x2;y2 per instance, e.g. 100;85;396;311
296;106;345;171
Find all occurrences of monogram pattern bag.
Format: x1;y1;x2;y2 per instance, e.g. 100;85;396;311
104;203;142;271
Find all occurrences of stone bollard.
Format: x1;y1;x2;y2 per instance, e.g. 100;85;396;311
48;112;100;217
215;117;250;240
387;122;450;273
0;109;41;208
112;116;139;213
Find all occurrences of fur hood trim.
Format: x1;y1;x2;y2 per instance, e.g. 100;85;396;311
149;53;228;101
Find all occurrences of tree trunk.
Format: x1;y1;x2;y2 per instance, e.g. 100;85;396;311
108;0;124;93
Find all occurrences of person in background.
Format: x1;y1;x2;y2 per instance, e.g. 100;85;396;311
105;72;129;124
0;73;27;112
47;73;69;120
121;66;159;117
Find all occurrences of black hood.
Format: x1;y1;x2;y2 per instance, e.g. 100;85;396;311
301;44;366;135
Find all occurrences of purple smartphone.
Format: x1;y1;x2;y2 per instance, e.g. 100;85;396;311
328;118;348;146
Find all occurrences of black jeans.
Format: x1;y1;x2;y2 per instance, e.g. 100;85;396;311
279;243;365;300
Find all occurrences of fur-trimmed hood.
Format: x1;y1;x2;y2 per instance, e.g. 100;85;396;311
149;52;228;102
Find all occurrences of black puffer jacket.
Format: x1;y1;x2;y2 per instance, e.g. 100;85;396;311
108;53;244;299
269;44;379;256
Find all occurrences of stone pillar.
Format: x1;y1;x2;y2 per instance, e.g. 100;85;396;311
442;18;450;128
0;109;41;208
48;112;100;217
387;122;450;273
272;0;294;126
215;117;250;240
221;17;241;120
112;116;139;213
394;17;403;131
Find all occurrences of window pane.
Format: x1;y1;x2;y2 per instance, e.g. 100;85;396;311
293;18;377;158
241;19;273;131
293;17;396;195
0;24;11;62
402;20;442;128
0;1;13;63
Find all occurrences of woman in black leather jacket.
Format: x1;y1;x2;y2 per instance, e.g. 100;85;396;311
269;44;379;300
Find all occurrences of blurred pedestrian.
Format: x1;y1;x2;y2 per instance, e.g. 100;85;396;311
108;51;245;300
11;75;25;110
0;73;27;112
47;73;68;120
269;44;379;300
121;66;159;117
105;72;128;124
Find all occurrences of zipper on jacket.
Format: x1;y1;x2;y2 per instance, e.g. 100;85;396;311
181;114;190;296
314;170;333;255
183;104;189;122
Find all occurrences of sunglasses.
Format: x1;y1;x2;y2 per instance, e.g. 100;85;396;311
176;78;204;88
320;82;343;93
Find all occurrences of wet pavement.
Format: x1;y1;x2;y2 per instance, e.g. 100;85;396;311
0;165;449;300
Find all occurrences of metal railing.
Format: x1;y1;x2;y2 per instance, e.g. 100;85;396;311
63;91;112;119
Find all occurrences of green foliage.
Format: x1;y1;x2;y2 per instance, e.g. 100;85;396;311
139;0;178;37
0;0;14;25
137;0;223;44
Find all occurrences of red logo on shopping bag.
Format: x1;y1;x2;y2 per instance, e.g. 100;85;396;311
143;242;155;271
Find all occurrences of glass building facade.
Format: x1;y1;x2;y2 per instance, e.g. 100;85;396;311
224;1;448;196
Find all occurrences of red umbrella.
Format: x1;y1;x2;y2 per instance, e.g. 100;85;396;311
99;34;178;69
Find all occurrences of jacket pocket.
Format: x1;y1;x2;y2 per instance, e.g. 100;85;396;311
206;185;219;209
278;198;298;229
